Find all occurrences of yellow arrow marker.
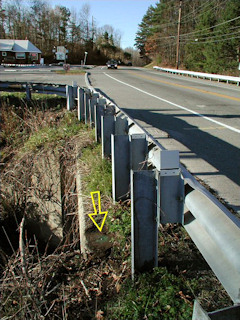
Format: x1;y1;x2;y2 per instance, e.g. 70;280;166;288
88;191;108;232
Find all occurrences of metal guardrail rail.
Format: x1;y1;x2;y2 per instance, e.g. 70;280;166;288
0;81;67;98
153;66;240;86
1;79;240;319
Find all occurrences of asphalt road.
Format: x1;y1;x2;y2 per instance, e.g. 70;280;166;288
1;65;240;215
0;66;86;86
88;66;240;215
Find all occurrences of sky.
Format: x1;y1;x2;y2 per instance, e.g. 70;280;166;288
46;0;158;49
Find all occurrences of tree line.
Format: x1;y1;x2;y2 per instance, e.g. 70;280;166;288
135;0;240;74
0;0;137;65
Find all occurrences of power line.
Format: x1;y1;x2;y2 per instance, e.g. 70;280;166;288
180;16;240;37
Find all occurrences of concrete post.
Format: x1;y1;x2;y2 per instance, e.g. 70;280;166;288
66;85;74;111
130;134;148;171
131;170;158;277
77;87;84;121
111;134;130;202
101;115;115;158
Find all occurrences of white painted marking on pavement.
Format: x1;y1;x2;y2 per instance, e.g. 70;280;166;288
104;73;240;134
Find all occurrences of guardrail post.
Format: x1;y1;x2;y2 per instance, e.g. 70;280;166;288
77;87;84;121
131;170;158;278
149;149;184;224
115;114;128;135
101;114;115;158
66;85;74;111
84;89;91;124
89;93;99;128
130;134;148;170
111;134;130;202
72;81;78;105
94;98;107;142
26;84;31;101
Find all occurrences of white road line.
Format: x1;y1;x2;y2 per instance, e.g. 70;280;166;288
104;72;240;134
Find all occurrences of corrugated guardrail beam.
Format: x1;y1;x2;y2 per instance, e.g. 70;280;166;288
153;66;240;86
2;78;240;319
84;73;240;319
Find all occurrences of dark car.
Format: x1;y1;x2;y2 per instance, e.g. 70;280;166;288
107;59;118;69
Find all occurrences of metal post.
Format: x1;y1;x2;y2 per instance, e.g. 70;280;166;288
26;84;31;101
77;87;84;121
101;115;115;158
94;104;105;142
72;81;78;107
111;134;130;202
84;90;90;124
115;114;128;135
131;170;158;277
66;85;74;111
90;93;99;128
130;134;148;171
149;149;184;225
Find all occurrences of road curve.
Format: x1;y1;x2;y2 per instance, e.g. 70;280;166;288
89;66;240;215
1;66;239;215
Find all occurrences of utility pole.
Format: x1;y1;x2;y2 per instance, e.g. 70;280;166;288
176;0;182;69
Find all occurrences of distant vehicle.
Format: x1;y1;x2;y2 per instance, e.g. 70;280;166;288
107;59;118;69
127;62;132;66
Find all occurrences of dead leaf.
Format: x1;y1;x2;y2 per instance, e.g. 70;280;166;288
96;310;104;320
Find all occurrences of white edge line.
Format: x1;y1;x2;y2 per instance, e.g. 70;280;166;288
104;72;240;134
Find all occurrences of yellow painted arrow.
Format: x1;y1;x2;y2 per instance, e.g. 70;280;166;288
88;191;108;232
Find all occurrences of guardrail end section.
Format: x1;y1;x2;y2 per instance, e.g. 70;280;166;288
131;170;158;278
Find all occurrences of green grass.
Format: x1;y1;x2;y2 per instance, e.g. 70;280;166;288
53;69;85;75
105;268;193;320
22;112;88;152
81;144;112;197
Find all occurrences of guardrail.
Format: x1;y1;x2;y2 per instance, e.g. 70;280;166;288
1;79;240;319
153;66;240;86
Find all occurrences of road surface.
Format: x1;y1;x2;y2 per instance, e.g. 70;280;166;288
1;65;239;215
88;66;240;215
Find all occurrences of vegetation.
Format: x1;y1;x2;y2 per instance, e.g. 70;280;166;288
0;0;139;65
0;95;232;319
135;0;240;74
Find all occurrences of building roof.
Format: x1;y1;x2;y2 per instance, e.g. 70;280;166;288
0;39;41;53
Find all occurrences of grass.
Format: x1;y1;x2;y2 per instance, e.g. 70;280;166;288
81;144;112;197
22;111;87;152
53;69;85;75
1;95;232;319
